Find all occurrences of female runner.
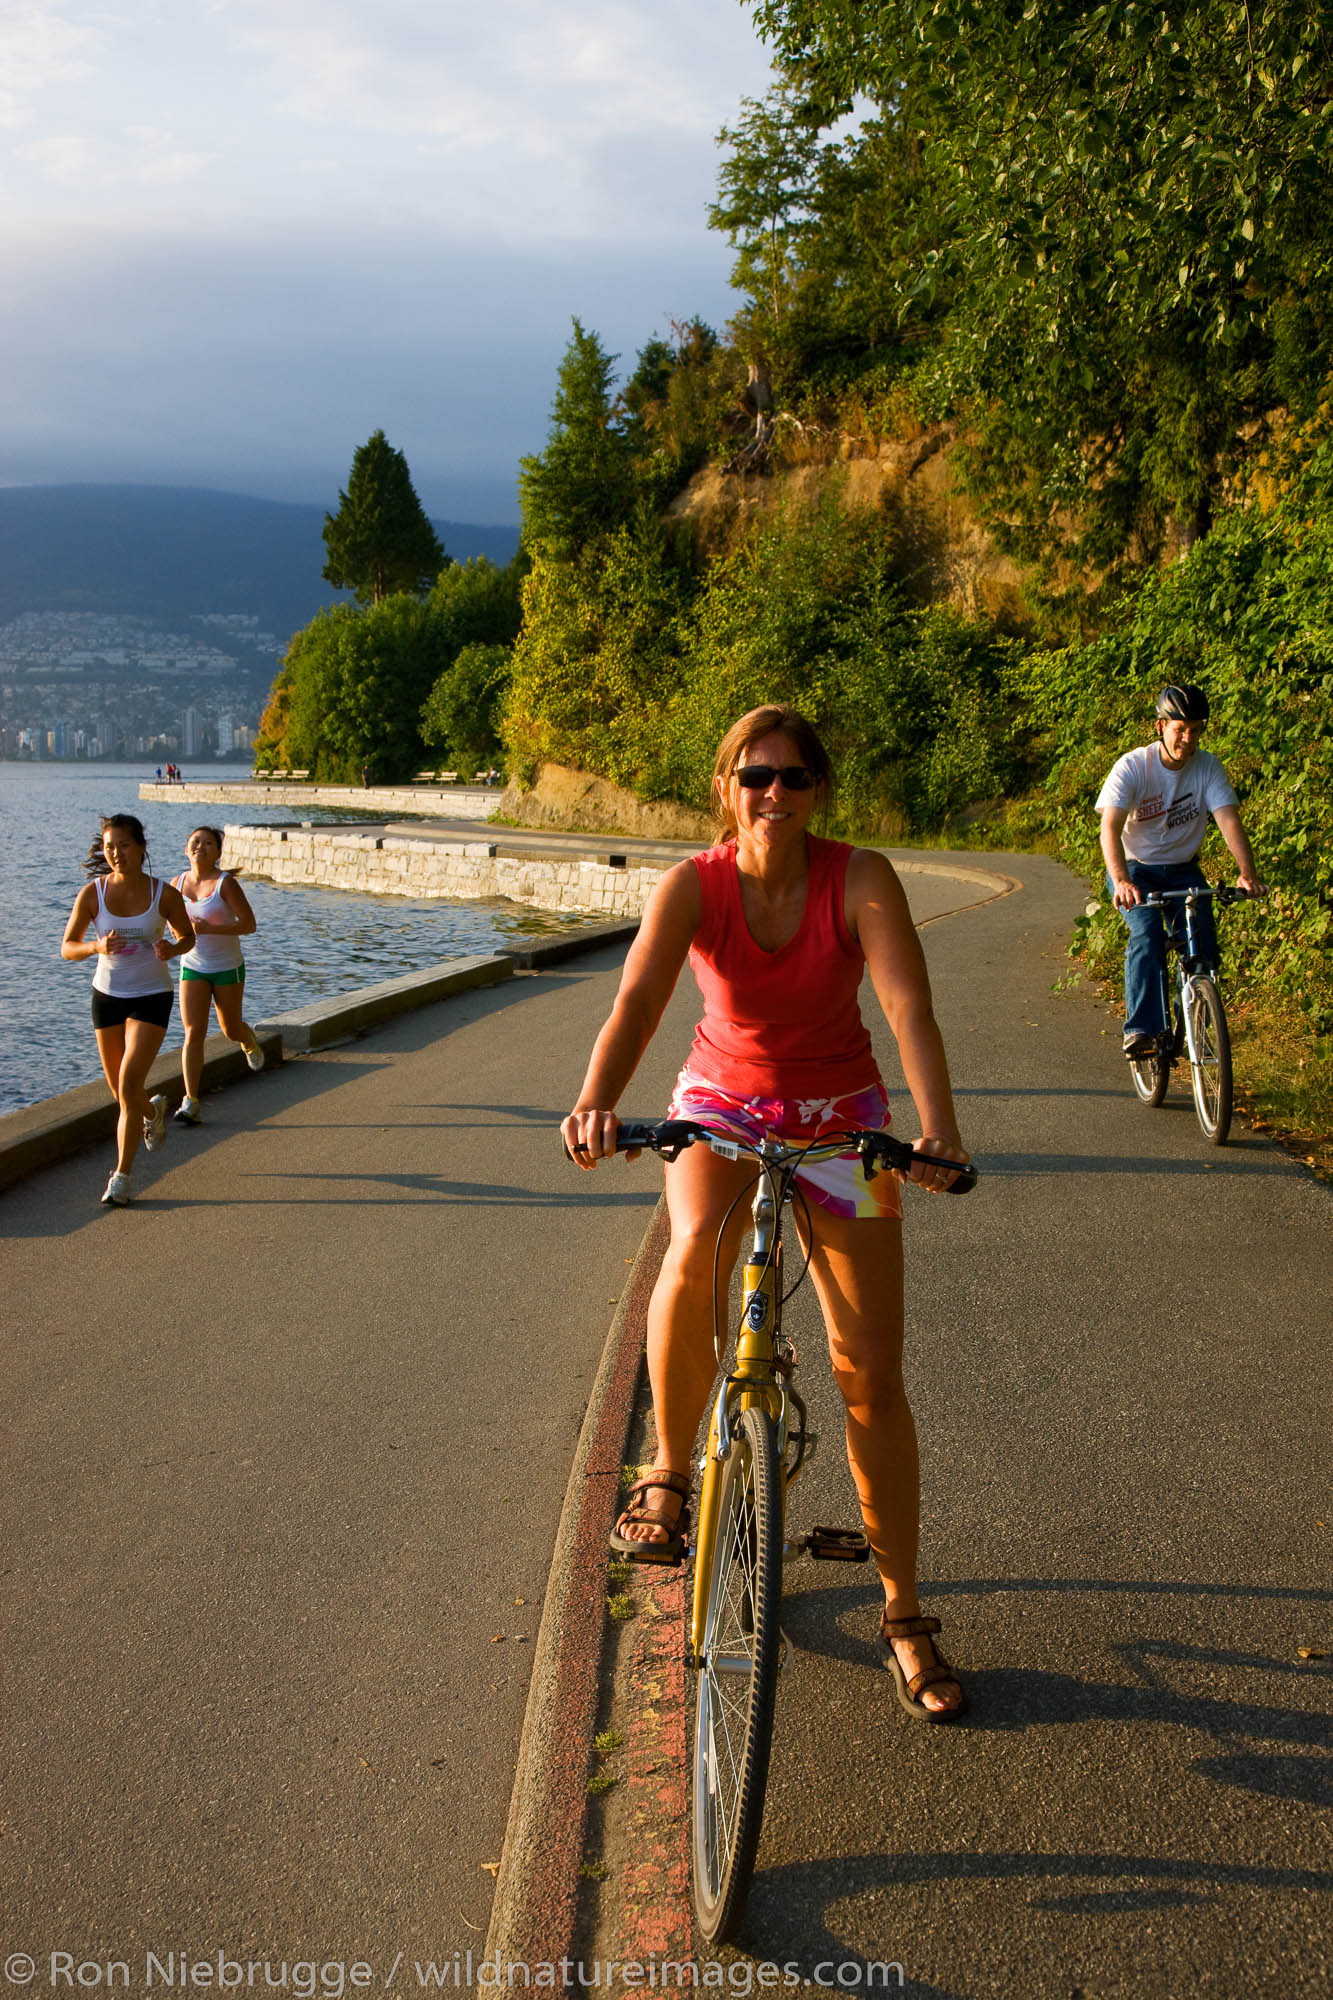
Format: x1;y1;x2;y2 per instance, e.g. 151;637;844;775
171;825;264;1125
561;705;970;1718
62;814;195;1207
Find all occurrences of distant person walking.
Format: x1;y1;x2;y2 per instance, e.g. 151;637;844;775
61;813;195;1207
171;825;265;1125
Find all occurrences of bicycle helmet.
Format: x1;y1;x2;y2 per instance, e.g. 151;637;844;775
1155;682;1210;722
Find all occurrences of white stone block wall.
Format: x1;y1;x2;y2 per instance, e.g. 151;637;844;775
220;826;666;919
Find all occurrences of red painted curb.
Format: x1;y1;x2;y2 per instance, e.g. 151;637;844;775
485;1202;671;1969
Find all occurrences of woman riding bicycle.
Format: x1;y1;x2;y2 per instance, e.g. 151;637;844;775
561;705;970;1718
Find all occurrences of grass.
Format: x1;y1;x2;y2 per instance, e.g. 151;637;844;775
606;1592;636;1623
1228;998;1333;1183
586;1770;618;1796
578;1860;609;1882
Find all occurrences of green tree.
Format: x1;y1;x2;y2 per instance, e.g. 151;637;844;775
252;667;292;770
284;596;456;781
503;520;691;788
322;430;446;606
741;4;1333;563
420;643;513;771
518;321;635;556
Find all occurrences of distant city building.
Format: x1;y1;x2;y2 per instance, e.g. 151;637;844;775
182;707;202;757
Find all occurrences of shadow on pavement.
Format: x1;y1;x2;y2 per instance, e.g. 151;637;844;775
738;1847;1333;1992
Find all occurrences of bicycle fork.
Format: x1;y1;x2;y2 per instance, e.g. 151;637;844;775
1176;966;1217;1076
689;1153;790;1668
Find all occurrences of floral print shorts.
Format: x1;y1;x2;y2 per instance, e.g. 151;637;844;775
665;1068;904;1221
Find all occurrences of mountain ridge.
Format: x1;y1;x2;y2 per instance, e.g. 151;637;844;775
0;483;521;640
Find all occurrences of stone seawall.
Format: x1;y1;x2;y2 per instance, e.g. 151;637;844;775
139;781;496;818
221;825;669;918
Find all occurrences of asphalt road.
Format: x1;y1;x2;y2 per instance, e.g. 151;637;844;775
711;853;1332;1996
0;854;994;1973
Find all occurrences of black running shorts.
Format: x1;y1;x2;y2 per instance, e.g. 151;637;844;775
91;989;175;1031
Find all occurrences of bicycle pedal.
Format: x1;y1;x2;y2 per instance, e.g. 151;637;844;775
801;1525;870;1563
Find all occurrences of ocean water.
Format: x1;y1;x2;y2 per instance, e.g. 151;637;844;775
0;763;583;1115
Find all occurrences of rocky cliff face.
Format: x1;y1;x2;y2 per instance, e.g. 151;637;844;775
498;763;713;842
667;419;1034;629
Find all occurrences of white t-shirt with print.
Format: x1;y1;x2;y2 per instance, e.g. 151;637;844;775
1095;745;1238;865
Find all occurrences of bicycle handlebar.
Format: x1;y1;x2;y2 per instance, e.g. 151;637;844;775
610;1118;978;1193
1137;884;1264;909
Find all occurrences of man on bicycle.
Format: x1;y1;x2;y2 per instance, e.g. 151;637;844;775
1097;683;1262;1056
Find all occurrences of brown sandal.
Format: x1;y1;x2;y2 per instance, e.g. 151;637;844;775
880;1612;966;1721
609;1469;691;1567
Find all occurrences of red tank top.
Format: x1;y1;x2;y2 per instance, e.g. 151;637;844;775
686;836;881;1098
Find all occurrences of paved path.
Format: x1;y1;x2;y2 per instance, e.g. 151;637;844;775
597;853;1332;1994
0;854;996;1973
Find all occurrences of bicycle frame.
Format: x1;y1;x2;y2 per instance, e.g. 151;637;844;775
1153;892;1219;1070
688;1140;804;1669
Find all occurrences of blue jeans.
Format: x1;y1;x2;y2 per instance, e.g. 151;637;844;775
1112;859;1219;1038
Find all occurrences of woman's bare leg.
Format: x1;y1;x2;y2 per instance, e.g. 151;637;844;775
619;1144;754;1546
94;1023;126;1102
211;980;258;1055
103;1018;168;1174
179;978;211;1099
805;1210;961;1713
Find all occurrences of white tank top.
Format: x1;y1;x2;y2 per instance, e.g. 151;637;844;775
176;872;245;974
91;875;172;997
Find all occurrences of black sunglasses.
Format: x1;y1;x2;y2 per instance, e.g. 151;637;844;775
734;764;817;792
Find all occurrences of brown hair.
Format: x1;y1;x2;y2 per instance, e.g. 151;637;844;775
709;704;835;838
83;813;148;878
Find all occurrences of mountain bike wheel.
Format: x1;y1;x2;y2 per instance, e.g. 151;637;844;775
1129;1046;1170;1106
1188;976;1233;1144
691;1403;782;1945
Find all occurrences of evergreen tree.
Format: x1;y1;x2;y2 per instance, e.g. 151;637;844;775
518;321;635;557
322;430;446;606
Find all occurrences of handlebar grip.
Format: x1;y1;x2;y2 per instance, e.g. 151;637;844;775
859;1132;977;1193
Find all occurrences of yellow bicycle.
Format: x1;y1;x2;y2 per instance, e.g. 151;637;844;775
611;1117;977;1943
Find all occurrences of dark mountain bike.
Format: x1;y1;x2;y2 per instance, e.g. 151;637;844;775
1125;883;1260;1145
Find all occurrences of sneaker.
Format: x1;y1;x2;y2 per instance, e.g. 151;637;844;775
173;1096;202;1126
1123;1031;1156;1058
101;1170;133;1207
244;1041;266;1072
143;1093;169;1151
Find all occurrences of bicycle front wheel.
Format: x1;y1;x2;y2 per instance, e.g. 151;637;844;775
1188;976;1233;1143
691;1403;782;1945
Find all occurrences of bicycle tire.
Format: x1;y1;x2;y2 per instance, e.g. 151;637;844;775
1129;1049;1170;1107
1188;975;1233;1144
691;1403;782;1945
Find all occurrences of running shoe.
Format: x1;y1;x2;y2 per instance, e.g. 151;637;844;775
173;1096;202;1126
244;1041;266;1072
143;1093;169;1151
101;1170;133;1207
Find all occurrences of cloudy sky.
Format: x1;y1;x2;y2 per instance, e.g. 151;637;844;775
1;0;779;522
